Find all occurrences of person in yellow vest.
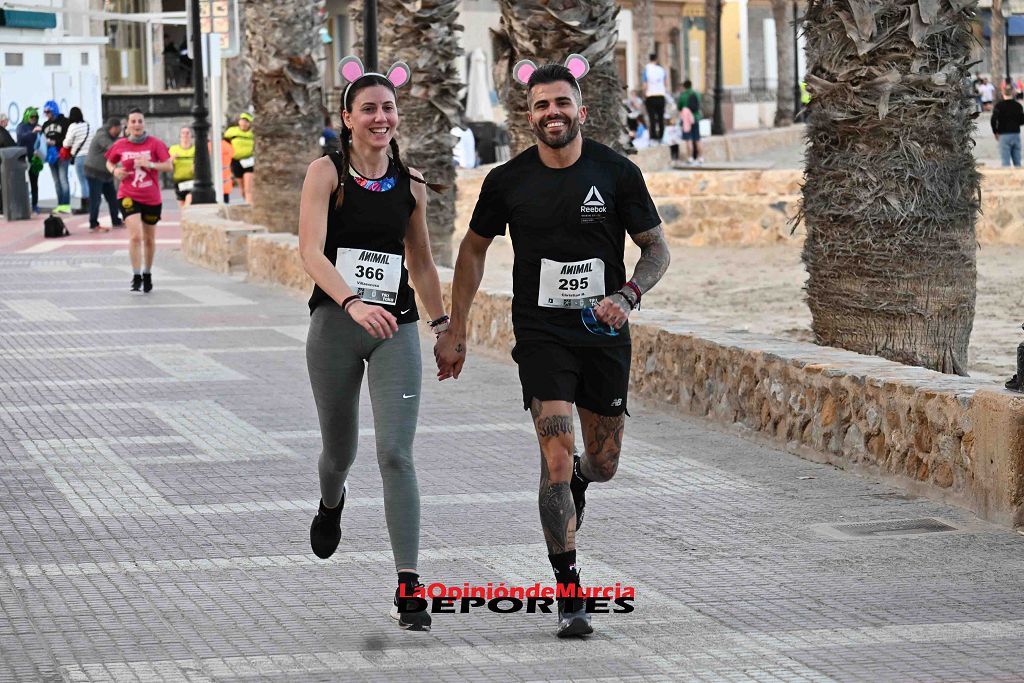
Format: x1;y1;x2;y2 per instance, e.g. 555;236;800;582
224;112;255;204
168;126;196;208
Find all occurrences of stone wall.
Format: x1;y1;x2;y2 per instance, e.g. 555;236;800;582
180;205;266;273
438;274;1023;527
457;165;1024;247
177;226;1024;527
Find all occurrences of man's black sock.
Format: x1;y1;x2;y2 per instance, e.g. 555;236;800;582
549;550;578;584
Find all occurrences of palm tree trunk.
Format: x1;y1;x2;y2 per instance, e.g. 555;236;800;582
772;0;796;126
226;5;252;120
349;0;463;267
634;0;656;60
494;0;626;156
702;0;719;119
245;0;323;233
799;0;979;375
992;0;1006;84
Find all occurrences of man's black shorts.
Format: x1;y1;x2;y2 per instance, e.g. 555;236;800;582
230;158;254;177
119;198;162;226
512;341;631;417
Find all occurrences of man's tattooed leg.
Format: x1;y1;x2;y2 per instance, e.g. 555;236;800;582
539;454;576;554
531;398;576;554
578;408;625;483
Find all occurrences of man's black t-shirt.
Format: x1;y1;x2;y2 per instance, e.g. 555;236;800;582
469;138;661;347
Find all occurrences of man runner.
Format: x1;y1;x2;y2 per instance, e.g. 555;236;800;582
434;55;670;638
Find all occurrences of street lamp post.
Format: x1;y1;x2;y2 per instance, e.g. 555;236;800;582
711;0;726;135
364;0;378;72
792;0;801;120
189;0;215;204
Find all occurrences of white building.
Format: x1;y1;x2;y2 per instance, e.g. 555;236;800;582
1;1;105;202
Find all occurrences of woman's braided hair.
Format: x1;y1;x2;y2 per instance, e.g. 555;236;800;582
334;74;445;209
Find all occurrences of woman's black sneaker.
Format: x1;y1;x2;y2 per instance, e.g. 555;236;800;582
309;482;347;559
390;580;432;631
130;274;143;292
142;273;153;293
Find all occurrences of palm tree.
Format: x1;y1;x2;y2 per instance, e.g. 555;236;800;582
771;0;796;126
634;0;655;60
493;0;626;155
349;0;463;267
702;0;719;120
245;0;324;233
992;0;1006;86
226;6;252;120
798;0;979;374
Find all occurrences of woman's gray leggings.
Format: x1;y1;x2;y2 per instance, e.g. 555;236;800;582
306;302;422;572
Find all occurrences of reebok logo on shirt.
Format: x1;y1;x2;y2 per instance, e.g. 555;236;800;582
580;186;607;223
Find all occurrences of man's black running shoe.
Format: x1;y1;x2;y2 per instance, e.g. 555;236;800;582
556;570;593;638
390;581;432;631
570;450;589;531
309;482;347;559
130;274;143;292
142;272;153;293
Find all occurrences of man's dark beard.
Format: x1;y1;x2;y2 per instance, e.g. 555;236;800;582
533;116;581;149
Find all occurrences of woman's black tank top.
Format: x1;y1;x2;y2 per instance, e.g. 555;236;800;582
307;152;419;323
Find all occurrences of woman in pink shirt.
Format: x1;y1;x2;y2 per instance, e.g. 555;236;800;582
105;108;173;293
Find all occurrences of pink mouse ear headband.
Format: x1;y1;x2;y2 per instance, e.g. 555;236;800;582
338;55;412;109
511;53;590;88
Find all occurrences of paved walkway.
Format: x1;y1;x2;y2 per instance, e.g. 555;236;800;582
2;240;1024;682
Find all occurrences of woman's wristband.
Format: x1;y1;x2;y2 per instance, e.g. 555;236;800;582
341;295;360;312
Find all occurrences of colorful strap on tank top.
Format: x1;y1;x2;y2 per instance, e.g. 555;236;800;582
349;165;396;192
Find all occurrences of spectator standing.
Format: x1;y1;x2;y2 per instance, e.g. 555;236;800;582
979;78;996;112
83;117;124;231
642;54;668;144
16;107;43;213
992;88;1024;167
676;79;703;164
63;107;95;214
0;114;15;148
41;100;71;214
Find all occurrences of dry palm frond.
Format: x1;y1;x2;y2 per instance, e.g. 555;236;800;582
493;0;626;155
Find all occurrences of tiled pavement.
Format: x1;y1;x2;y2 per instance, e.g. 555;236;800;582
2;245;1024;683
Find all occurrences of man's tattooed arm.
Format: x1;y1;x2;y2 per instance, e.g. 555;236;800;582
628;224;671;294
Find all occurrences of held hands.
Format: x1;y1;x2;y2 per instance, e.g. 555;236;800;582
347;300;398;339
594;293;632;330
434;332;466;381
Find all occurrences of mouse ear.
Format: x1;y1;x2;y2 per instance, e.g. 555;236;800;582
512;59;539;86
564;53;590;80
386;61;412;89
338;55;365;83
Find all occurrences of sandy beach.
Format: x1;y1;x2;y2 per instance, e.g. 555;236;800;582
467;238;1022;384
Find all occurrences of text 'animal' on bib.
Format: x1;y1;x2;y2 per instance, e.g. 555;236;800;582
538;258;605;309
337;248;403;305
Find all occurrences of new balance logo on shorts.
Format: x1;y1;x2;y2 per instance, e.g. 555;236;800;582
611;398;622;407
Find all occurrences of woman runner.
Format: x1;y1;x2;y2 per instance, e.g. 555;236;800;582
105;108;172;293
297;55;448;632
